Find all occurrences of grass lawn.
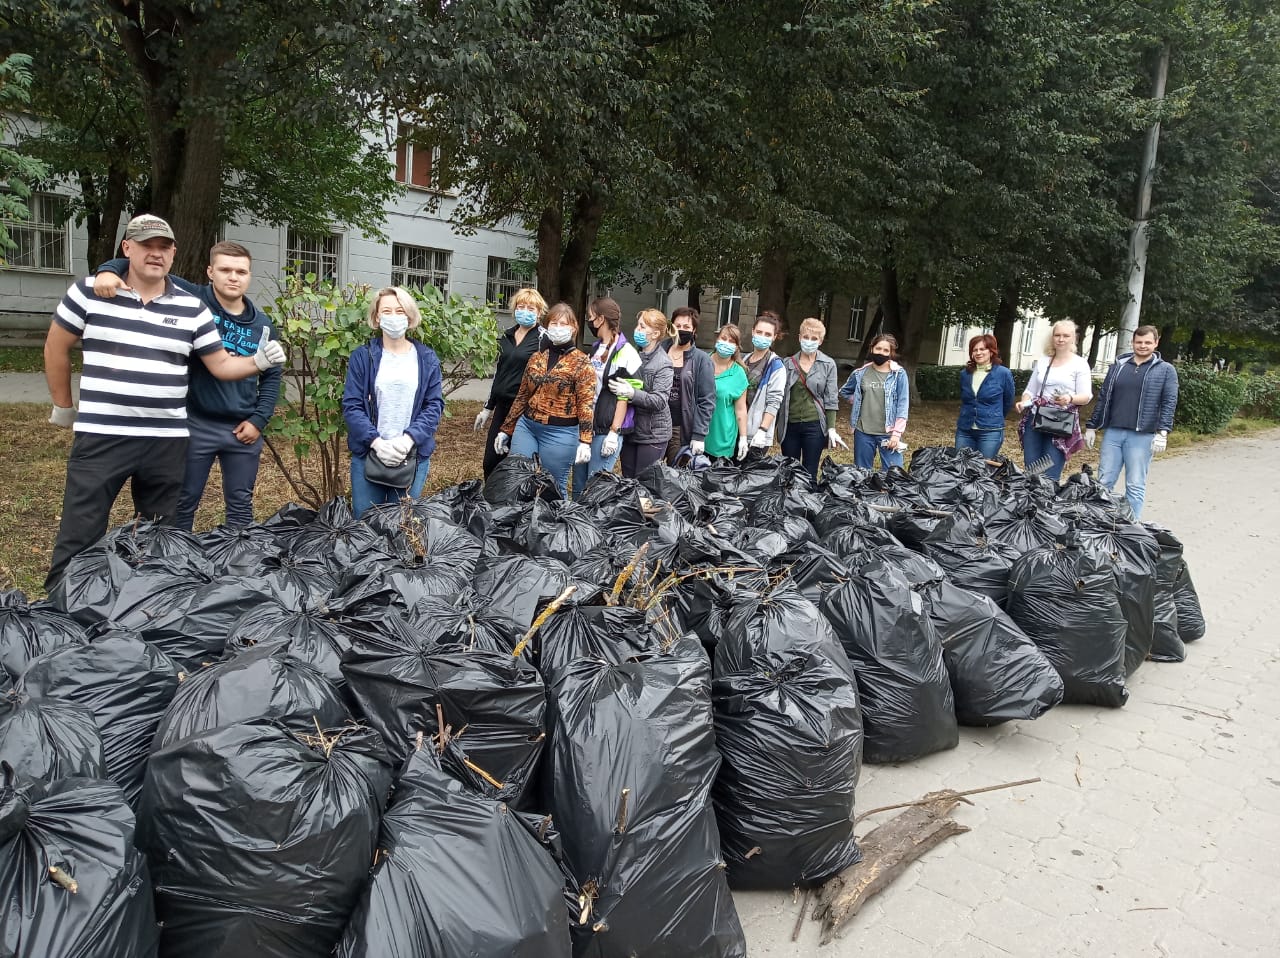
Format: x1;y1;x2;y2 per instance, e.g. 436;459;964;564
2;396;1270;598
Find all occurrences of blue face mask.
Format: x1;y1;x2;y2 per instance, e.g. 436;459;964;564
799;339;820;354
715;341;737;358
513;307;537;327
632;329;650;348
751;334;773;351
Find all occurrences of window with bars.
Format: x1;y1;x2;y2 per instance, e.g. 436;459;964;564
1;192;70;272
392;243;450;293
716;288;741;328
847;296;868;341
487;257;531;312
285;230;342;283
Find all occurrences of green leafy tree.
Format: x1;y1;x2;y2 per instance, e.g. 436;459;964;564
0;53;49;263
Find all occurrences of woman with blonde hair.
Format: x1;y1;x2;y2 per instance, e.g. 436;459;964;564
475;287;547;477
705;324;750;461
777;317;847;478
1014;319;1093;480
612;309;674;478
342;286;444;516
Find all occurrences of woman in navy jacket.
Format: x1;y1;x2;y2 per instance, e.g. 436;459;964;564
342;287;444;516
955;333;1015;459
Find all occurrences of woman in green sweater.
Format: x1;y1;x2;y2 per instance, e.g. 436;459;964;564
705;324;750;461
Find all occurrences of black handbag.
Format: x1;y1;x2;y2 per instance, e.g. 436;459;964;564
1030;361;1076;438
364;449;418;490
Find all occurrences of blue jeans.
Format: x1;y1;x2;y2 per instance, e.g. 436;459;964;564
853;429;903;472
1020;422;1067;481
955;428;1005;460
571;432;622;499
511;416;581;498
350;451;431;518
176;413;264;530
781;419;828;478
1097;427;1154;518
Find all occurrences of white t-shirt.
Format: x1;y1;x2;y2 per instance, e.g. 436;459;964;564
375;348;419;438
1025;355;1092;404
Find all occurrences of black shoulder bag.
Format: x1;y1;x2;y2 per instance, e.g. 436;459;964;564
1031;360;1076;438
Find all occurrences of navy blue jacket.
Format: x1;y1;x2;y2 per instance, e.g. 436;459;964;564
1086;351;1179;434
97;257;281;429
957;365;1016;431
342;338;445;459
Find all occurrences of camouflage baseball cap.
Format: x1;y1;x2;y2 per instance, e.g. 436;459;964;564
123;214;175;243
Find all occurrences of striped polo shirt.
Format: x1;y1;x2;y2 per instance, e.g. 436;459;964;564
54;277;223;437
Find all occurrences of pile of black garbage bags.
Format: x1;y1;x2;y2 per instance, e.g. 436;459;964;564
0;446;1205;957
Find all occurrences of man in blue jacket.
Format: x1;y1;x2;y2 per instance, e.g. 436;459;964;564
94;241;282;529
1085;325;1178;519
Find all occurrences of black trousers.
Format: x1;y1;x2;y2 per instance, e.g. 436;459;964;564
46;432;188;591
621;440;668;479
482;400;512;477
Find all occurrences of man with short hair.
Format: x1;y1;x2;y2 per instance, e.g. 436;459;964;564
1085;325;1179;519
43;215;286;590
94;240;281;530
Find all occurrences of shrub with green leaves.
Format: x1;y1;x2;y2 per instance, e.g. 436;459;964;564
1240;372;1280;421
1174;362;1247;434
263;273;500;507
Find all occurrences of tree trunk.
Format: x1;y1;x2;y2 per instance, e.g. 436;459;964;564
1075;321;1089;356
170;110;228;278
758;245;790;316
536;205;564;305
1088;321;1103;366
558;187;606;320
1186;326;1205;360
858;303;885;359
992;283;1020;360
687;282;702;314
899;284;934;402
879;261;903;337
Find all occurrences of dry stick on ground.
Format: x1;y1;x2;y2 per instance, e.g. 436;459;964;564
852;777;1041;825
1151;701;1232;722
606;542;650;607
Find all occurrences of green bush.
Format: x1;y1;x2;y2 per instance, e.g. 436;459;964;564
1240;372;1280;420
1174;362;1248;434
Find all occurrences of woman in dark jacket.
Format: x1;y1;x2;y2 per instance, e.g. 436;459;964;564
955;333;1016;459
611;309;674;478
342;287;445;517
663;306;716;463
475;287;547;476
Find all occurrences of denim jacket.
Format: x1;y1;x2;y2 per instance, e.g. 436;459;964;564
839;360;909;436
957;365;1016;431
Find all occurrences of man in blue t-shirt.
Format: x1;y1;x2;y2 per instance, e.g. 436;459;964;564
94;240;282;530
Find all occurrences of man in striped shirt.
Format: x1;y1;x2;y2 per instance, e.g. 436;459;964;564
42;214;286;590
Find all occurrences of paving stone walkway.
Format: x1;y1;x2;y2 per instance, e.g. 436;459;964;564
737;431;1280;956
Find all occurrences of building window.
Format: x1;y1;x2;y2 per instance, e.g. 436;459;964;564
717;288;741;328
817;291;831;323
392;243;450;294
847;296;868;341
1021;322;1036;355
285;229;342;283
394;124;452;192
654;270;673;314
1;192;70;272
951;325;966;349
487;257;531;312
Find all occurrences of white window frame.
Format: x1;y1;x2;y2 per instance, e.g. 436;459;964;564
847;296;868;341
487;256;531;313
951;325;966;349
654;269;673;314
284;229;342;283
0;191;71;273
392;243;450;294
716;287;741;328
1021;322;1036;356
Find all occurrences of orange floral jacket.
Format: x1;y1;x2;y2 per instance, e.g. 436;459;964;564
501;346;597;443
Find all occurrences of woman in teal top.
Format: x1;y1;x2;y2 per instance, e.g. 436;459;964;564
705;324;750;460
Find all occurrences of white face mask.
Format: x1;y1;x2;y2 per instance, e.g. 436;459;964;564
546;325;574;345
379;313;409;339
799;338;820;354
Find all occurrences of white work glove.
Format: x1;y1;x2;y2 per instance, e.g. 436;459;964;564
253;329;286;371
49;404;77;428
389;433;415;457
574;442;592;465
827;429;848;450
736;436;750;460
370;437;406;467
607;379;635;399
1152;432;1167;454
474;408;492;432
601;431;620;457
1084;429;1096;450
494;432;510;456
689;439;705;456
749;429;770;449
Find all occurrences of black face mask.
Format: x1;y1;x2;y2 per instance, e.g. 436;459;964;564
677;330;696;347
872;354;891;366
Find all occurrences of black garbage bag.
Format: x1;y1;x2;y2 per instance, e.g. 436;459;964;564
738;514;818;562
719;582;854;682
1145;523;1186;661
1006;537;1129;707
342;621;546;800
884;506;975;553
1149;526;1206;643
1077;520;1160;676
821;560;958;763
257;552;340;606
154;646;349;748
472;552;576;632
484;454;562;505
778;544;855;606
0;767;159;958
921;527;1021;607
109;556;278;670
568;542;633;589
0;692;105;782
226;598;354;702
335;745;571;958
337;519;484;607
199;524;284;575
46;546;141;628
0;591;87;683
500;498;605;565
711;646;862;889
138;721;393;958
856;468;926;511
545;640;746;958
18;631;181;805
402;589;523;654
426;478;494;539
983;501;1068;553
288;497;390;569
536;604;672;677
917;579;1064;726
